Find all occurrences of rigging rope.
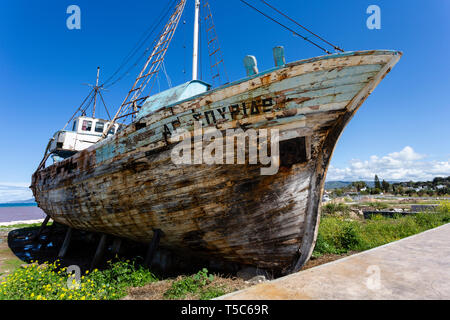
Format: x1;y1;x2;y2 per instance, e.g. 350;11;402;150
98;91;112;120
259;0;344;52
103;0;187;132
239;0;331;54
102;0;178;89
62;89;94;130
80;91;97;116
162;61;172;88
103;47;150;89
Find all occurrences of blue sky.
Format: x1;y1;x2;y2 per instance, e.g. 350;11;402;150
0;0;449;199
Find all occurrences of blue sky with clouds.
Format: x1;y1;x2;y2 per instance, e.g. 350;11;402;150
0;0;449;200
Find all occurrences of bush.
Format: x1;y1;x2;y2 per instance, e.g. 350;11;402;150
313;233;335;256
321;203;350;216
437;201;450;222
361;202;389;210
371;188;382;195
0;259;157;300
313;218;365;255
340;224;363;250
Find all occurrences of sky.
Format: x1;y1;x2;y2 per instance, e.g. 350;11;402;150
0;0;449;200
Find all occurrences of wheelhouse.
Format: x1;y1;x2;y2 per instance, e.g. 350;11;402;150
49;116;120;160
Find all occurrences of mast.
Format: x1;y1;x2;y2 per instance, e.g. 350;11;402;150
192;0;200;80
92;67;100;118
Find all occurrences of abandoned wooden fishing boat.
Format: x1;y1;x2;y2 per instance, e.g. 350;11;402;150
30;0;401;274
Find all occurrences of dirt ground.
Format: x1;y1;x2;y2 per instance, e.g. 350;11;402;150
122;253;353;300
302;252;356;270
0;228;24;279
123;276;252;300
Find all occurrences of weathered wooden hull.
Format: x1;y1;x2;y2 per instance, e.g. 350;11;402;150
31;50;401;274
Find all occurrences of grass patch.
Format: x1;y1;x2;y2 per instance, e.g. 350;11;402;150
163;268;224;300
0;222;52;230
313;201;450;257
359;202;390;210
0;259;157;300
321;203;350;216
3;259;23;269
199;286;226;300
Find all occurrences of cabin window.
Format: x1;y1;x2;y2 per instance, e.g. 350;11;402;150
72;121;77;131
95;121;105;133
82;120;92;132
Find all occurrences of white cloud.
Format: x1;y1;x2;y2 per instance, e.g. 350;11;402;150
387;146;424;161
0;182;30;188
327;146;450;181
0;184;33;203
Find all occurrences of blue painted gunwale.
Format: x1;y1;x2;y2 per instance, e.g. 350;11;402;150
137;50;401;120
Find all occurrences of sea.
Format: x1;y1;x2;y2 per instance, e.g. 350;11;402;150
0;203;46;223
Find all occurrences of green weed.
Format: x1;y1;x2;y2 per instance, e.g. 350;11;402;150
314;202;450;257
164;268;218;300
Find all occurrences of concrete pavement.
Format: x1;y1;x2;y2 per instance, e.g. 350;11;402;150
218;223;450;300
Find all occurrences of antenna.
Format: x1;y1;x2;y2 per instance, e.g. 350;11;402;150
85;67;104;118
62;67;112;132
93;67;100;117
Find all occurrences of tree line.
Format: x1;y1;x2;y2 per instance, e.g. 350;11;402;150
331;176;450;197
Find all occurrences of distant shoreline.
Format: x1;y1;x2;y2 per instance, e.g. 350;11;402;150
0;203;37;208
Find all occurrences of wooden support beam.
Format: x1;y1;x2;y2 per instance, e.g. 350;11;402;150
90;234;108;270
32;215;51;241
111;238;122;256
144;229;162;268
48;221;59;235
58;227;73;258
